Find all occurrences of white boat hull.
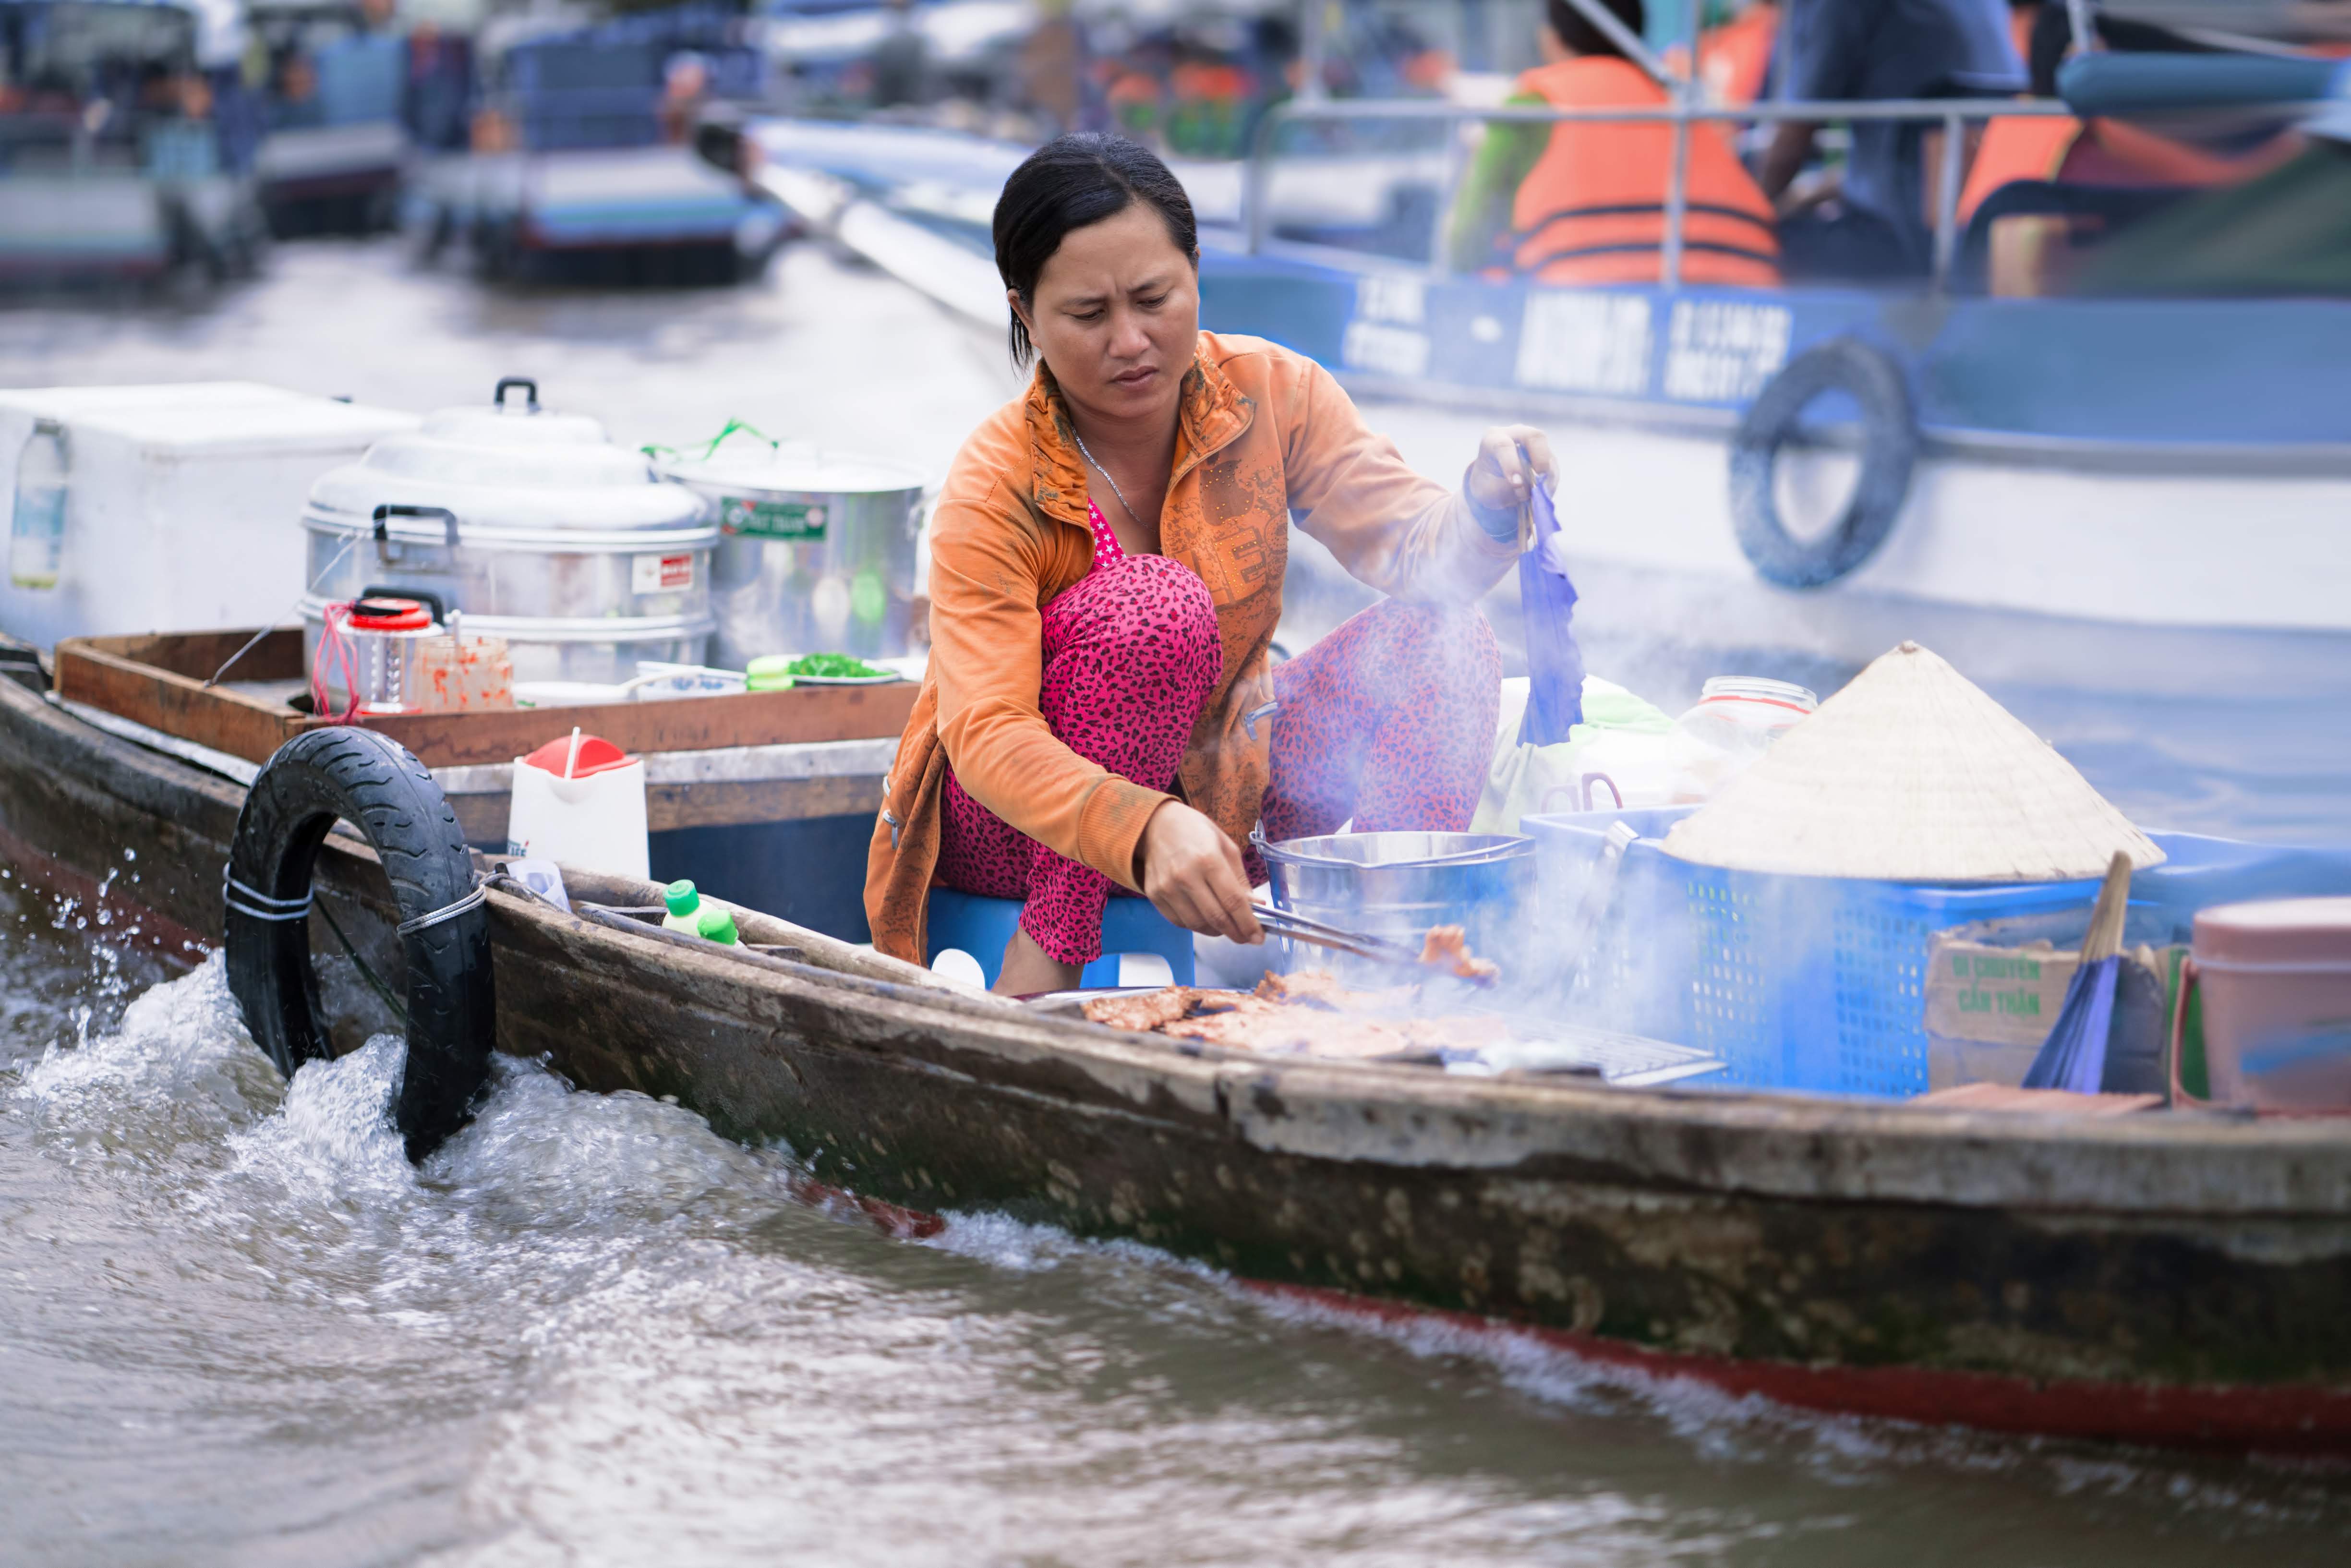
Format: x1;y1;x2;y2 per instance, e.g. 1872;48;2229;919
1350;394;2351;699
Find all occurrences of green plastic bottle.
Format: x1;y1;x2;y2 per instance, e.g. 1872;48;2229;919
662;879;702;933
694;902;739;946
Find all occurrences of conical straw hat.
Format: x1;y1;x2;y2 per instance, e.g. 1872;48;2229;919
1659;642;2165;881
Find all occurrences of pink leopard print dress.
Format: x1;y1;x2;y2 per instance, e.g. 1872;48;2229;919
935;500;1498;966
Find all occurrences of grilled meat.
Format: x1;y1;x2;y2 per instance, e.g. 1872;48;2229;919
1083;969;1507;1060
1418;925;1500;983
1082;988;1201;1032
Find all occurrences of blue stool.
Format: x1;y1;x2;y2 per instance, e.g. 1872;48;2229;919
926;887;1195;990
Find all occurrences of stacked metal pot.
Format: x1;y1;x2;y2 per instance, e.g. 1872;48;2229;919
300;378;719;685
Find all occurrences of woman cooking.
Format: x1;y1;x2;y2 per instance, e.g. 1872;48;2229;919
866;133;1556;994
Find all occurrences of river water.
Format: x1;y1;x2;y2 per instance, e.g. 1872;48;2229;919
7;887;2351;1566
6;241;2351;1563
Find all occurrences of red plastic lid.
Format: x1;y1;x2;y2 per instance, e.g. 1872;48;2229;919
350;597;434;631
520;732;637;779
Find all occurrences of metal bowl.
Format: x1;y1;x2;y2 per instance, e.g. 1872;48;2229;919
1257;831;1535;966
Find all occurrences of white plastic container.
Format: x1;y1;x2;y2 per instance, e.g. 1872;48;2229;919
2191;896;2351;1113
1567;678;1817;810
503;729;650;880
8;418;67;590
1665;676;1819;799
0;383;418;649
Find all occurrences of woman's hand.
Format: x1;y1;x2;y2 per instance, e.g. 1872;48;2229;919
1137;802;1263;944
1466;424;1558;516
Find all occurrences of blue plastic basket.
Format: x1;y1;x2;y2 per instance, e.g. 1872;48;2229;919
1682;862;2106;1095
1524;811;2351;1098
1526;808;2100;1097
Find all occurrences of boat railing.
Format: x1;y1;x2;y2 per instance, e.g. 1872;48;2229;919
1243;93;2079;293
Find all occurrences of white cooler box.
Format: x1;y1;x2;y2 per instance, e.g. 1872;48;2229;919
0;382;417;649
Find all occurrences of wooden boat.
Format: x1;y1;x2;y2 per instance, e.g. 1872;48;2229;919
5;658;2349;1453
412;9;784;286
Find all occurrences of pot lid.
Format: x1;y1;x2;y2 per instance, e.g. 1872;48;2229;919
2194;897;2351;968
305;377;711;536
654;440;926;499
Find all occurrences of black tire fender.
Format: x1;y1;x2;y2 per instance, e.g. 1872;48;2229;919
1727;337;1918;589
224;726;494;1161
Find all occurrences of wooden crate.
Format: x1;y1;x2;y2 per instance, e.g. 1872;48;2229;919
54;629;921;769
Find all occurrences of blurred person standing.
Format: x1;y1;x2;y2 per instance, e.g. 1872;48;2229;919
1758;0;2022;278
1020;0;1085;135
869;0;929;111
1445;0;1779;285
658;53;710;144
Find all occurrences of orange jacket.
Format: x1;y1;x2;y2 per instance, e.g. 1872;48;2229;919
863;332;1520;964
1957;113;2298;228
1956;114;2080;227
1699;3;1776;107
1511;56;1780;288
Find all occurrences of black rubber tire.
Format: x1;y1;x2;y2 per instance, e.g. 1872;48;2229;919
1727;337;1918;589
224;726;494;1162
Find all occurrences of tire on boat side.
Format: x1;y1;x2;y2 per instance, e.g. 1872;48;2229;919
224;725;494;1161
1728;336;1917;588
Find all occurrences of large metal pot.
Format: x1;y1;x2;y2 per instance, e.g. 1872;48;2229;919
651;444;926;669
300;377;719;685
1259;831;1536;971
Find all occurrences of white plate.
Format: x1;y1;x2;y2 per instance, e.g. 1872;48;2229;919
784;671;902;686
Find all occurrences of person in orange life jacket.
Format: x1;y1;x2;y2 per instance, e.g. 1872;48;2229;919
1443;0;1780;284
1956;4;2307;229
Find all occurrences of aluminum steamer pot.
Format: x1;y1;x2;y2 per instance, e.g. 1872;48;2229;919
1258;831;1536;972
300;377;719;685
652;446;926;669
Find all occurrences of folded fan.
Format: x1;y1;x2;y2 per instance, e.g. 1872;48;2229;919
2022;852;2134;1094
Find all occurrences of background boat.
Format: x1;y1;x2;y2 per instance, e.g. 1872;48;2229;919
698;41;2351;701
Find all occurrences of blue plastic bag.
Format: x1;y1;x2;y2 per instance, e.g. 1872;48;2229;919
1515;479;1584;747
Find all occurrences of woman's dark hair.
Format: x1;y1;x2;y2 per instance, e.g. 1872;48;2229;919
992;132;1198;368
1543;0;1643;60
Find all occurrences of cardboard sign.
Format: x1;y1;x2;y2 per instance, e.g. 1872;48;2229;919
1925;933;2173;1092
1927;940;2076;1048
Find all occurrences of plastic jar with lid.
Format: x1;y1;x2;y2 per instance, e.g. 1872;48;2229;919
1668;676;1820;798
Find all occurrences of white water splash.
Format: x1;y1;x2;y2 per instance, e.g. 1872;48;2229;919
228;1030;417;1203
12;953;282;1156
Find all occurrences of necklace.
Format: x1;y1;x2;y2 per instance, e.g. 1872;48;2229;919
1071;430;1141;529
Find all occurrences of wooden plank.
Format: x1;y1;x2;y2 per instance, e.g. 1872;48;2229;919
646;774;883;829
54;635;319;765
365;682;919;767
54;629;921;770
78;627;307;682
446;774;885;843
1914;1083;2164;1116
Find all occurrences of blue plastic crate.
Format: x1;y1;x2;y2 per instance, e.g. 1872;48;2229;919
1689;865;2106;1095
1523;812;2351;1098
1521;808;1699;1043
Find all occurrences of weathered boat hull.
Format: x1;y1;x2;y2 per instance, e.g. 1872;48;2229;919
4;669;2349;1453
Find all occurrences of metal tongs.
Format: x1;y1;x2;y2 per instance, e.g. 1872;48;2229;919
1251;903;1425;969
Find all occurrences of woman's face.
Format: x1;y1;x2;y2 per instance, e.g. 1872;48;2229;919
1014;201;1199;426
